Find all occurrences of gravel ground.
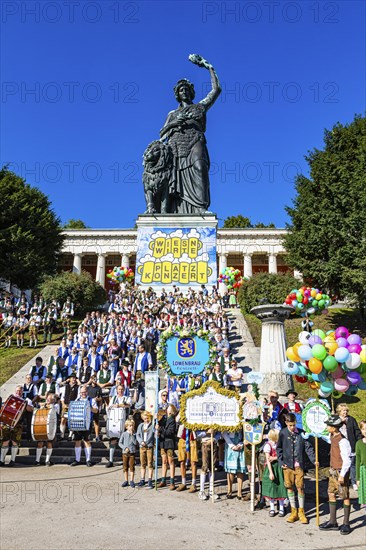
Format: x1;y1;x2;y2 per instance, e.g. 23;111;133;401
1;465;365;550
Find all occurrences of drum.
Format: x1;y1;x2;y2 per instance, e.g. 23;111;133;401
0;395;27;428
68;399;91;431
106;407;126;439
31;407;57;441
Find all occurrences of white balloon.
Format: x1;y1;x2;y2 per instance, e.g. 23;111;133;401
298;331;311;345
345;352;361;370
318;389;331;398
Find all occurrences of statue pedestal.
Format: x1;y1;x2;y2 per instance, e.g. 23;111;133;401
250;304;295;397
135;214;218;293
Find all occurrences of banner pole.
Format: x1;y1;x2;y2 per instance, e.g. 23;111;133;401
250;443;256;513
211;431;215;503
154;370;159;491
315;436;319;526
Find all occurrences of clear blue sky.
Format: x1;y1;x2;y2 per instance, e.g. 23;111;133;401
1;1;365;228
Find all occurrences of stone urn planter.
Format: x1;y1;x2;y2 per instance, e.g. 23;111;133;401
250;304;295;397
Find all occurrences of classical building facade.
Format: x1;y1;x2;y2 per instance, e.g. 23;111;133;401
60;228;299;291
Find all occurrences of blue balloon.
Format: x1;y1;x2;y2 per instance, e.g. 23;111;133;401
312;371;327;382
298;345;313;361
345;385;358;396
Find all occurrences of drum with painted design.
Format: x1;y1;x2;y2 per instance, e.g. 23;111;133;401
68;399;91;431
0;395;27;428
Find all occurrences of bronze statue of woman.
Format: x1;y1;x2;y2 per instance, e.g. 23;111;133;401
160;54;221;214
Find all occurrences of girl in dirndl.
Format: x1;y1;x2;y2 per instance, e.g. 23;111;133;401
223;431;247;499
356;420;366;511
261;429;287;517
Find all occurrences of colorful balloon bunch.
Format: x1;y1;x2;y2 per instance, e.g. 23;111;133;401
284;286;332;316
107;266;134;285
218;267;245;290
283;326;366;398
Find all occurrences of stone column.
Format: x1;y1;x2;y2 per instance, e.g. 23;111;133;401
243;253;253;278
72;253;83;275
121;253;130;268
268;253;277;274
96;254;106;288
218;253;228;294
250;304;295;397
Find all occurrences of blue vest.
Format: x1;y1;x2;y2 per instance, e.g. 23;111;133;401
134;352;149;374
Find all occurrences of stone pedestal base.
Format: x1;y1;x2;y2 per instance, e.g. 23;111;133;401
135;214;218;294
251;304;295;397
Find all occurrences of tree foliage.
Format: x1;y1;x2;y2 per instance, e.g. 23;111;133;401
0;167;64;289
238;272;302;314
63;219;89;229
223;215;275;228
40;271;106;313
284;115;366;310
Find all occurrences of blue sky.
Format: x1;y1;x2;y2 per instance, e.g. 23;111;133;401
1;1;365;228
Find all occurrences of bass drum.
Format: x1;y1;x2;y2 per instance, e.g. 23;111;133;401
106;407;126;439
0;395;27;428
68;399;91;431
32;407;57;441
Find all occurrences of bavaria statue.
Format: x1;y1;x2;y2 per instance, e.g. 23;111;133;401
143;54;221;215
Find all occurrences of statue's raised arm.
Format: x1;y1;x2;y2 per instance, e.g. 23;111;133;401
188;53;221;109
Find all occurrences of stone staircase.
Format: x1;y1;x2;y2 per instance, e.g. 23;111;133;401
1;309;261;465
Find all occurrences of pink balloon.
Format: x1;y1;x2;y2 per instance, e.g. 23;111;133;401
348;344;362;354
334;378;349;393
331;364;344;379
335;326;349;339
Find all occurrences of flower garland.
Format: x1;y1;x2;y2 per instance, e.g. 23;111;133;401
156;327;217;377
179;380;243;432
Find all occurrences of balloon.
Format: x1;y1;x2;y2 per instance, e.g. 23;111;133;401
308;335;323;347
346;371;361;385
345;353;361;370
347;334;362;346
295;375;307;384
286;347;300;362
334;378;349;393
323;355;338;372
319;389;332;398
299;331;311;345
312;371;327;382
348;344;362;354
298;345;313;361
312;344;327;361
336;337;349;348
309;357;323;374
312;329;326;340
334;347;350;363
360;350;366;363
307;307;315;315
332;390;342;399
283;360;299;375
324;341;338;355
309;381;320;390
320;380;334;394
331;365;345;379
335;326;349;339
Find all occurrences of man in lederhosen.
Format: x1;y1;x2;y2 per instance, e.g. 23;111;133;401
0;386;34;467
70;385;98;467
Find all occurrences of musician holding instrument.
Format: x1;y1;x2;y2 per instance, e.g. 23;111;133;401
34;393;59;466
70;385;98;467
105;384;131;468
0;385;33;467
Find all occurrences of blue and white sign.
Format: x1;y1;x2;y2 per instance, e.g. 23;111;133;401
247;372;264;384
166;335;209;376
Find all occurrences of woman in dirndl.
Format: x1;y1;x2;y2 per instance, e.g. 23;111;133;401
356;420;366;509
223;430;247;500
261;429;287;517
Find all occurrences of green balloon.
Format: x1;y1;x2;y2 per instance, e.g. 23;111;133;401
318;299;325;309
299;365;308;376
312;344;327;361
323;355;338;372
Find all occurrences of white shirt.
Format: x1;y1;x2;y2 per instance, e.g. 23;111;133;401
338;437;352;478
226;367;243;386
135;352;152;371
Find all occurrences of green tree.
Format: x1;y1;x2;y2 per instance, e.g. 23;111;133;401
0;167;63;289
284;115;366;312
253;222;276;228
40;271;106;313
223;215;252;228
238;272;302;314
63;219;89;229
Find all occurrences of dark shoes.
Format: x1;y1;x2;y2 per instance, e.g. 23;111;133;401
86;461;93;467
8;460;15;467
105;461;114;468
70;461;80;467
319;521;339;531
340;524;351;535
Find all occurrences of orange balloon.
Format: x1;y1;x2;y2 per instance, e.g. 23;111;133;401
293;342;302;354
309;357;323;374
309;381;320;390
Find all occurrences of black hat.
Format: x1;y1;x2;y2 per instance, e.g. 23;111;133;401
324;414;343;428
285;390;298;397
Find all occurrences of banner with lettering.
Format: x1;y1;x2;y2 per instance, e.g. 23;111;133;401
135;226;216;287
